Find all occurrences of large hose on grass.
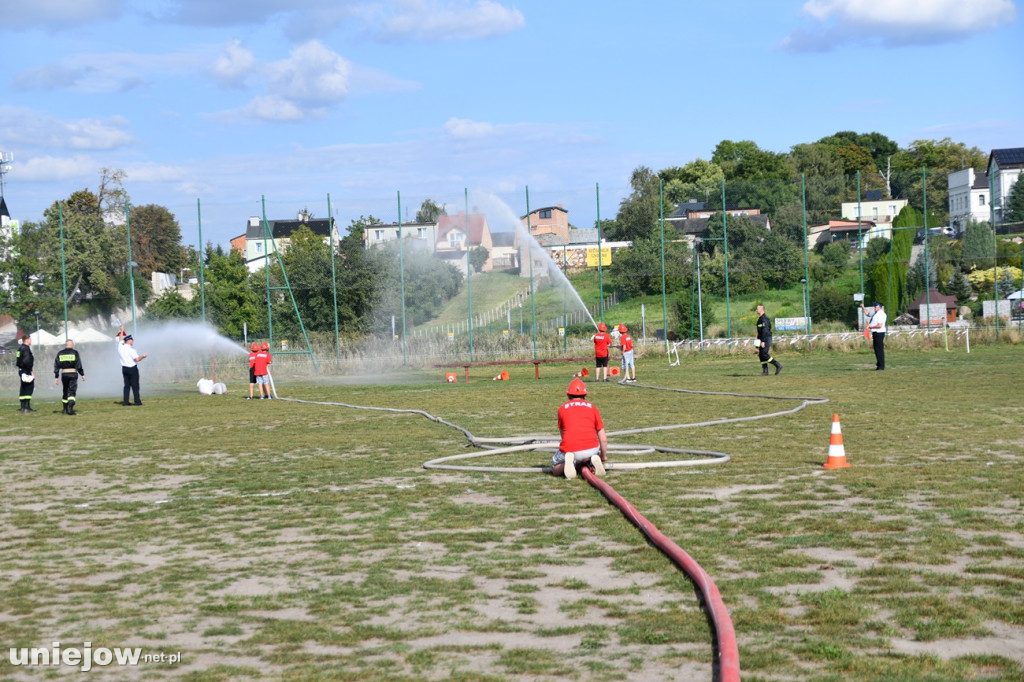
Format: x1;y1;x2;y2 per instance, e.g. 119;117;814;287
582;466;741;682
282;382;827;682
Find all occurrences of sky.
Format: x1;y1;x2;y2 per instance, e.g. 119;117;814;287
1;0;1021;249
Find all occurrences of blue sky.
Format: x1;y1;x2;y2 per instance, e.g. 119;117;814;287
1;0;1020;248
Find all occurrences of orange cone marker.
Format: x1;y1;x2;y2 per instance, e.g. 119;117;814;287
823;414;850;469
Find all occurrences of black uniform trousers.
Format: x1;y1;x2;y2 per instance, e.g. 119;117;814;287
122;366;142;405
872;332;885;370
19;375;35;402
61;374;79;405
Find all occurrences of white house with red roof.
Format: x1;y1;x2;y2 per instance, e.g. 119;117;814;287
436;211;494;271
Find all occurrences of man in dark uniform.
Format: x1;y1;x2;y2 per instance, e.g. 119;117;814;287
54;339;85;415
756;304;782;376
15;334;36;413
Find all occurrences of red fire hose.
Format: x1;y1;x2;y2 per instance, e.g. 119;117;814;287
581;467;741;681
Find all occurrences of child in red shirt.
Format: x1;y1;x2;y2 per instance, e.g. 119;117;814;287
590;322;612;382
552;379;608;480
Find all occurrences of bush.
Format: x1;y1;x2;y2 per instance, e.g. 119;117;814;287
810;285;857;328
673;291;716;339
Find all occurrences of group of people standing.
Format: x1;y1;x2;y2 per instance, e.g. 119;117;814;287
13;325;148;415
556;303;888;481
247;342;274;399
15;335;86;415
589;322;636;383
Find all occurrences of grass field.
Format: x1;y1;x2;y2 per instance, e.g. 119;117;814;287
2;343;1023;681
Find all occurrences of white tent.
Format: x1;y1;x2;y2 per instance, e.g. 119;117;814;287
30;329;64;346
1007;289;1024;300
72;327;114;343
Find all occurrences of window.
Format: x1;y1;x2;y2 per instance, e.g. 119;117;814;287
539;209;552;219
872;207;879;219
256;242;263;253
449;231;464;248
374;229;385;240
979;195;986;206
417;227;427;239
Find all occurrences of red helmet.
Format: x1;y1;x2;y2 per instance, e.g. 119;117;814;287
567;378;587;397
260;342;270;351
597;322;607;332
618;324;628;333
251;342;259;351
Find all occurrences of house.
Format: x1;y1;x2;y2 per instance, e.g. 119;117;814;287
947;168;990;233
840;195;905;242
908;289;958;325
489;231;519;271
435;211;494;271
988;147;1024;229
364;221;438;251
670;214;773;247
522;205;569;243
541;228;631;271
807;219;878;250
665;201;769;246
233;212;341;272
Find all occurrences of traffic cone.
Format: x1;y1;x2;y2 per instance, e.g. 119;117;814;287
823;414;850;469
445;372;457;383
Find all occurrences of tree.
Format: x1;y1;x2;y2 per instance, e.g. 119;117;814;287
674;290;715;340
270;226;335;336
609;238;690;299
1004;178;1024;226
611;166;661;242
128;204;185;277
817;131;898;177
961;217;995;271
891;138;986;223
660;159;724;205
468;246;489;273
868;205;916;311
0;221;65;331
712;140;788;183
203;246;261;339
945;270;972;306
416;198;446;224
45;189;128;315
810;285;857;326
812;241;850;285
146;289;199;321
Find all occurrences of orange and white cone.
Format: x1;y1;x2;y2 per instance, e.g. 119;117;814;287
823;413;850;469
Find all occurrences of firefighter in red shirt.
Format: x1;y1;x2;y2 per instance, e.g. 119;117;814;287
590;322;612;382
617;324;636;383
551;378;608;480
247;342;259;400
253;342;273;399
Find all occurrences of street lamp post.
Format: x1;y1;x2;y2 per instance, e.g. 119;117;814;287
518;292;524;335
34;310;41;345
129;260;139;338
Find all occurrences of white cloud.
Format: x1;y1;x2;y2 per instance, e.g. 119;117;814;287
209;39;257;88
13;50;205;94
783;0;1017;51
0;106;136;151
237;96;317;122
266;40;351;105
211;40;351;122
443;117;497;139
2;0;123;31
377;0;525;40
18;155;100;182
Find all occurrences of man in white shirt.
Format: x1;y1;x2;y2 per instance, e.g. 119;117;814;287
861;302;887;370
116;326;148;405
